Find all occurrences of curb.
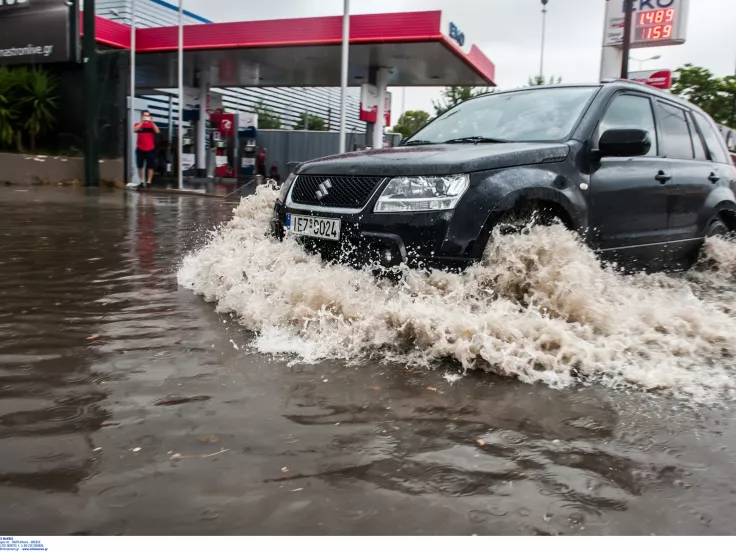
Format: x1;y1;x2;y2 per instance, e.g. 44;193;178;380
133;187;226;199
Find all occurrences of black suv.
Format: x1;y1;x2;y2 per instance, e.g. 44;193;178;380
271;81;736;272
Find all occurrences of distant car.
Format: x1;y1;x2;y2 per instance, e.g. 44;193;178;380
271;81;736;272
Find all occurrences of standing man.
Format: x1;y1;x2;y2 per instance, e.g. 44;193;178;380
133;110;160;188
257;147;267;178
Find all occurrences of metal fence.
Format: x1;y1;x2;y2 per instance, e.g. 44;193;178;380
256;130;402;181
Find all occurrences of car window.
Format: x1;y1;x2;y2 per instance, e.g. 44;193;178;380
598;94;658;157
687;113;708;161
692;111;729;164
405;86;599;144
657;102;694;159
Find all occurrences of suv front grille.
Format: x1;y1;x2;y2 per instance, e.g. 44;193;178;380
290;175;384;208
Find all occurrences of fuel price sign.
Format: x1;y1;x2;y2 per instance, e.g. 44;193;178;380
604;0;689;49
635;7;677;42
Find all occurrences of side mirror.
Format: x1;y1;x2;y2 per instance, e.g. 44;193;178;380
598;128;651;158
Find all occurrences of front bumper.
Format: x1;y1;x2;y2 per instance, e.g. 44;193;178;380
270;197;485;271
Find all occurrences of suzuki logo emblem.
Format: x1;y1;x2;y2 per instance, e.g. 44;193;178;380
315;179;332;200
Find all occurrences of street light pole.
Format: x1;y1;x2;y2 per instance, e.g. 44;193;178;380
82;0;99;186
620;0;633;79
177;0;184;189
129;0;137;185
630;55;661;71
338;0;350;154
730;54;736;129
539;0;548;81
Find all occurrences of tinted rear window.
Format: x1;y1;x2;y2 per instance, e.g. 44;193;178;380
692;111;729;164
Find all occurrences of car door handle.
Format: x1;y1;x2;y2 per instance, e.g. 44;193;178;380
655;171;672;183
708;172;721;183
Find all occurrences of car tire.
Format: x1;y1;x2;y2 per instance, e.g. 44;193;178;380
689;216;734;270
705;217;730;239
495;203;556;236
479;203;558;265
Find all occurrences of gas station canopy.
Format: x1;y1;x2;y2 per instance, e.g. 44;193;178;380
90;10;496;89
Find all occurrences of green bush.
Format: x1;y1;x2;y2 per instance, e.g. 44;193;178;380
0;66;58;152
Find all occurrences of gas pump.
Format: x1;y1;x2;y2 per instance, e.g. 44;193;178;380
180;127;195;175
209;109;234;178
212;130;230;177
181;107;197;176
236;112;258;180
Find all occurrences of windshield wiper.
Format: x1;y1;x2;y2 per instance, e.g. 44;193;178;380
402;139;436;145
444;136;513;144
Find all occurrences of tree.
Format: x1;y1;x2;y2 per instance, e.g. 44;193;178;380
527;75;562;86
432;86;491;116
391;110;431;138
0;93;16;147
671;64;736;127
253;101;282;129
294;112;327;131
0;66;25;151
0;66;58;152
22;69;58;151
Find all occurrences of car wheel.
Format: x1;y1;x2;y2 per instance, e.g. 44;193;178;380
689;216;734;270
705;217;730;239
495;203;556;236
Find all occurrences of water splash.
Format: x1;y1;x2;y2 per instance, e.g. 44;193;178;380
178;188;736;402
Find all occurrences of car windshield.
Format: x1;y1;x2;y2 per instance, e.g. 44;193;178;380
406;86;600;144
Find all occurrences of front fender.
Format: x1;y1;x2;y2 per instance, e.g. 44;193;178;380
449;165;587;259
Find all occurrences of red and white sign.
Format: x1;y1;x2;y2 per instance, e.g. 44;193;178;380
180;153;195;172
219;113;235;137
629;69;673;90
359;83;392;126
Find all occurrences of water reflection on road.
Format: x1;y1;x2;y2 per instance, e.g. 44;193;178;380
0;186;735;535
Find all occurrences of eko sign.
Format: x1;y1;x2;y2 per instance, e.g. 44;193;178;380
448;22;465;48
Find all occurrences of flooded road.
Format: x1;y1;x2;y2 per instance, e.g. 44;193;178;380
1;186;736;535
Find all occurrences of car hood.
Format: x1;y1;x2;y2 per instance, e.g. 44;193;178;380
296;142;571;177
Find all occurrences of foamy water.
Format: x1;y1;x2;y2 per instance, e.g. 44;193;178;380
178;188;736;402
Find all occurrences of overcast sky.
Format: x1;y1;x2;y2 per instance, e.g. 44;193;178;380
185;0;736;125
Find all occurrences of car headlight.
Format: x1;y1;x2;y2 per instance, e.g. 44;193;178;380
278;173;297;203
374;175;470;213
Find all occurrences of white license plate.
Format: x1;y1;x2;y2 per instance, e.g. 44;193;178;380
286;214;341;241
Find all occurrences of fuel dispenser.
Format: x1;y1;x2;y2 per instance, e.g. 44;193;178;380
236;112;258;180
210;110;236;178
180;107;197;176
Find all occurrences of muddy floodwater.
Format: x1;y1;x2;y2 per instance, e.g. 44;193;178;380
2;185;736;535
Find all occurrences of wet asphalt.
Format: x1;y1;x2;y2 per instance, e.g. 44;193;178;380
1;185;735;535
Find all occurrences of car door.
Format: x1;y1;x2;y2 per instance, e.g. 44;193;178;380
691;110;735;222
653;101;713;259
588;92;671;267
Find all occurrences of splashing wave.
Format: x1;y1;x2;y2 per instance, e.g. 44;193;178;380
178;188;736;402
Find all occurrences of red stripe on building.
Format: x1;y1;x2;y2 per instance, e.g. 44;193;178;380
80;14;131;49
134;11;443;51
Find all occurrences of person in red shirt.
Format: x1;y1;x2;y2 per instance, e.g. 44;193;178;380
257;148;267;178
133;110;160;188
